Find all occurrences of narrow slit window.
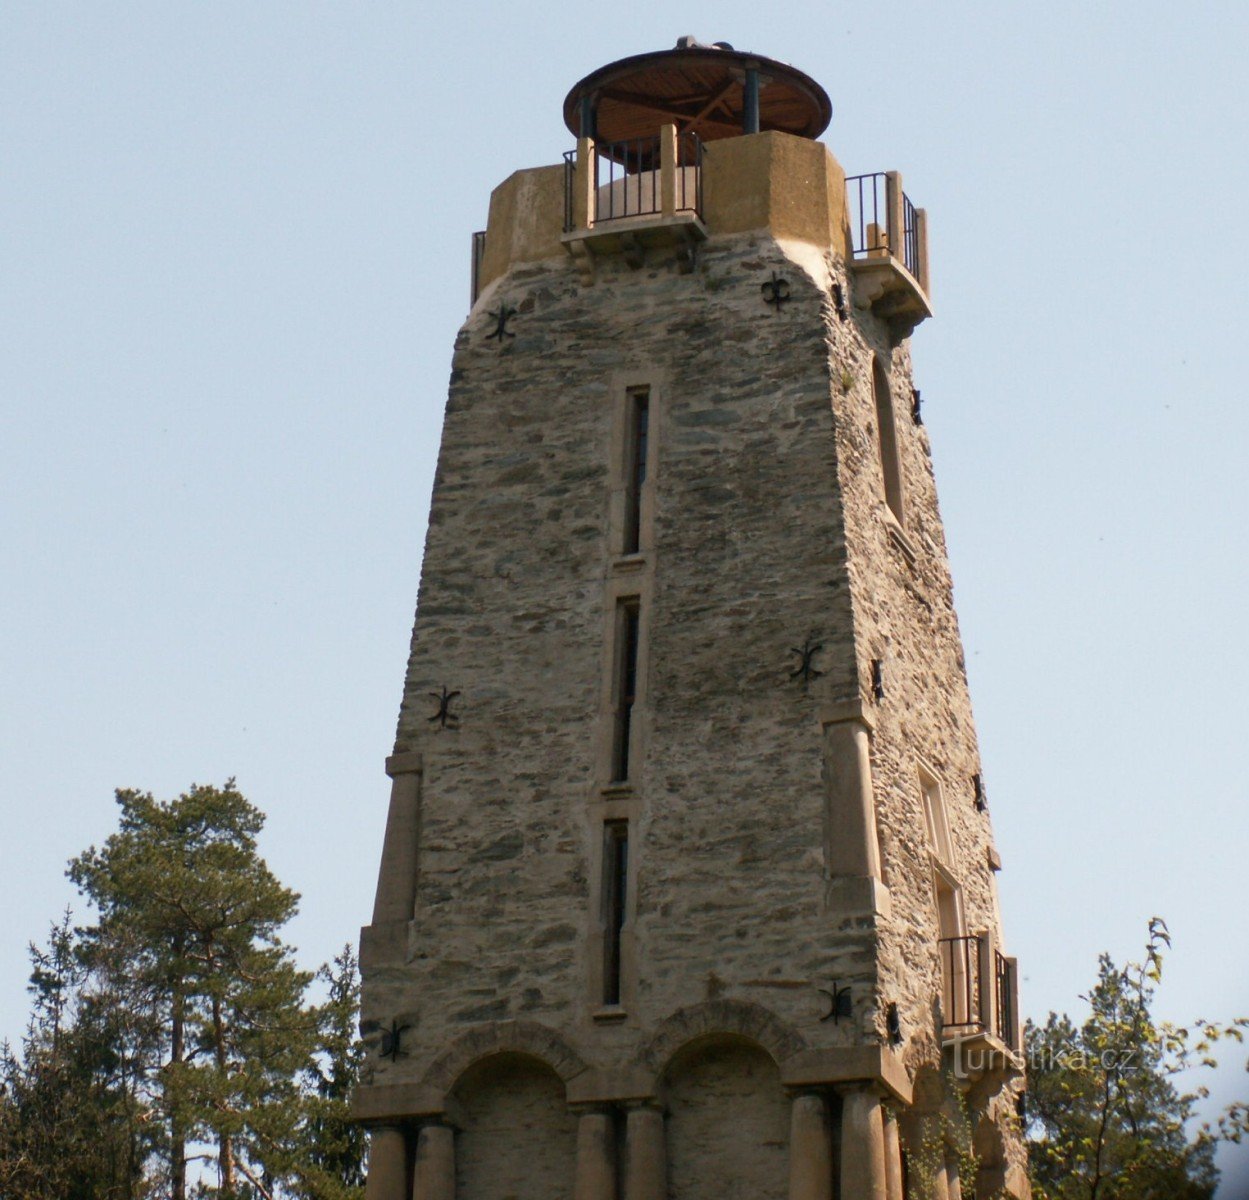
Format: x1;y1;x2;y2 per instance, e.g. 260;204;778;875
611;600;641;783
872;357;904;524
623;389;650;555
602;820;629;1006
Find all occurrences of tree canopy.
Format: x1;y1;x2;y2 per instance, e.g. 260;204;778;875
1;781;366;1200
1025;918;1248;1200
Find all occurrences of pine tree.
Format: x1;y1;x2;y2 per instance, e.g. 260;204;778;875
0;912;157;1199
292;947;367;1199
68;781;316;1199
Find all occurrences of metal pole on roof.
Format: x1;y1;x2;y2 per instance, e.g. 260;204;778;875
579;92;597;140
743;65;760;134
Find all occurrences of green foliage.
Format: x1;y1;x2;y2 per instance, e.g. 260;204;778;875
292;948;368;1199
1025;918;1248;1200
901;1081;991;1200
0;912;160;1199
0;780;368;1200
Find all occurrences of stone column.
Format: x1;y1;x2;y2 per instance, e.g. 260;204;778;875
659;124;678;218
365;1125;409;1200
623;1104;665;1200
882;1110;904;1200
914;208;931;294
574;1109;616;1200
945;1152;963;1200
371;753;423;924
575;136;596;229
821;703;887;916
412;1123;454;1200
788;1092;832;1200
839;1087;887;1200
885;172;905;267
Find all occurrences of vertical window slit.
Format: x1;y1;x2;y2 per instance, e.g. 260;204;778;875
623;389;650;555
611;600;640;783
602;821;629;1005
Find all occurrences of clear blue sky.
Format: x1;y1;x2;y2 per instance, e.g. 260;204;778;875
3;1;1247;1191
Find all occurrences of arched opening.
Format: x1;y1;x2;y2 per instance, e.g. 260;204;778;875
451;1052;578;1200
663;1036;789;1200
872;356;905;525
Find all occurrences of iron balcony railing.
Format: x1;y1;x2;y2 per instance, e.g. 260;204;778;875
939;934;983;1033
845;171;921;280
563;133;703;232
995;950;1017;1050
938;934;1018;1048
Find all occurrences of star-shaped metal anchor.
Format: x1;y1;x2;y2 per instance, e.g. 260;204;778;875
379;1018;410;1062
428;686;461;729
761;272;791;311
818;982;853;1023
789;636;823;687
485;302;517;342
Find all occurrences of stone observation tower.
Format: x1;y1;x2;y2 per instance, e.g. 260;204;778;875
355;38;1028;1200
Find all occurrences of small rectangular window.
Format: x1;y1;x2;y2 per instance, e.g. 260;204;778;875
920;770;953;867
602;820;629;1006
611;600;641;783
622;389;650;555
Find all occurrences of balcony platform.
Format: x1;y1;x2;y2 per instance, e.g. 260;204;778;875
941;1026;1024;1083
561;211;707;280
850;253;933;339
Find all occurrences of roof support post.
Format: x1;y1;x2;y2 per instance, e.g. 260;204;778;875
579;92;597;140
575;136;597;229
659;123;677;217
743;64;760;133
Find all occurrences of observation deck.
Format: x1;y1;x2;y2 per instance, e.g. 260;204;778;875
471;40;932;337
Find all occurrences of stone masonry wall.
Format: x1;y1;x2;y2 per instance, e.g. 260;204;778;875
828;265;1027;1181
359;214;1025;1190
363;232;880;1081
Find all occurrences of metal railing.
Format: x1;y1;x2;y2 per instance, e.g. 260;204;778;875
562;133;703;231
902;193;919;279
939;935;1019;1048
470;230;486;304
995;950;1017;1050
845;172;921;279
939;935;982;1033
595;135;663;222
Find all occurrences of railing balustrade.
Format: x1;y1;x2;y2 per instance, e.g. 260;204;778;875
939;934;983;1033
939;934;1019;1049
563;132;703;232
995;950;1017;1050
846;171;922;281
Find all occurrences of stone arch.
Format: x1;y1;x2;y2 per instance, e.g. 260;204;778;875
660;1034;791;1200
639;999;806;1083
450;1051;578;1200
420;1019;588;1097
